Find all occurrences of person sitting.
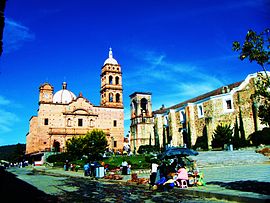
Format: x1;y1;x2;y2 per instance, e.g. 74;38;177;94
175;166;189;188
153;176;167;191
163;176;175;191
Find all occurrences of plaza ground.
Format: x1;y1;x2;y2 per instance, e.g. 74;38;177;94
3;149;270;202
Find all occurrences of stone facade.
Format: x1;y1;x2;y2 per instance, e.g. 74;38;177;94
26;49;124;155
131;73;267;150
129;92;154;153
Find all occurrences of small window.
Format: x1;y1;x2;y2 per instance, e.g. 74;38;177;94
113;120;117;127
78;119;83;127
198;104;204;118
114;141;117;148
67;118;71;127
223;97;234;113
44;118;49;125
226;100;232;110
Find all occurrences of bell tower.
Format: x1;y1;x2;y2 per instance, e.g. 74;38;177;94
129;92;154;154
39;83;53;104
100;48;123;108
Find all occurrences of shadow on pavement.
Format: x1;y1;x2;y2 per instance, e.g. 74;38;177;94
207;180;270;195
0;168;59;203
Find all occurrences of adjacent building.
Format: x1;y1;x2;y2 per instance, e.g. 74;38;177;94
130;72;267;152
26;49;124;155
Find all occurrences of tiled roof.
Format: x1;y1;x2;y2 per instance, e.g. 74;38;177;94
153;80;243;114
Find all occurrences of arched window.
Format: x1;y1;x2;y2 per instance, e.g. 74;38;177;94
67;118;71;127
90;119;94;127
140;98;148;112
115;76;119;85
53;140;60;152
109;93;113;102
116;93;120;102
109;76;113;84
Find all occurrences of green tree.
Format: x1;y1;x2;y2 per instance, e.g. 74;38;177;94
232;28;270;126
187;122;192;148
66;129;108;161
0;143;26;163
212;124;233;150
255;72;270;126
82;129;108;161
193;125;208;150
66;136;84;160
202;125;209;150
233;116;241;149
248;127;270;146
232;28;269;74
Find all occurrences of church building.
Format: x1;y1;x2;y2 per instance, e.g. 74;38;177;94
26;49;124;155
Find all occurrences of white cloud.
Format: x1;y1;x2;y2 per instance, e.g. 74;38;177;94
0;109;20;133
0;96;20;134
3;18;35;53
125;49;226;110
0;95;10;105
128;49;223;86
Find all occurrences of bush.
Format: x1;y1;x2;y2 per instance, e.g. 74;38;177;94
248;128;270;146
47;152;73;163
137;145;160;154
194;136;208;151
102;154;151;170
212;124;233;150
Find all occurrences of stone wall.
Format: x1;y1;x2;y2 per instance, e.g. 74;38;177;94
26;97;124;155
152;73;267;149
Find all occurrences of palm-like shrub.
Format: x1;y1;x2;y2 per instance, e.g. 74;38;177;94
212;124;233;149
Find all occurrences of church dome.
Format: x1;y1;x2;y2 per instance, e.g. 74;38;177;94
53;82;76;104
103;47;118;65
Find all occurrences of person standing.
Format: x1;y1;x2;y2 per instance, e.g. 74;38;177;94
121;160;128;175
65;160;69;171
90;161;95;178
150;162;158;186
84;163;90;176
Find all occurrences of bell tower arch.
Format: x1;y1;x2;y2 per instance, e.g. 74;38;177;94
100;48;123;108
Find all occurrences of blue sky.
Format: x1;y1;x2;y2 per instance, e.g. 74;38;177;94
0;0;268;146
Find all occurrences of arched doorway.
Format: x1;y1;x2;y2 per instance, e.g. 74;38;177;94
53;140;60;152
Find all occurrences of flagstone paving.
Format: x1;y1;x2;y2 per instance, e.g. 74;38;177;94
6;148;270;202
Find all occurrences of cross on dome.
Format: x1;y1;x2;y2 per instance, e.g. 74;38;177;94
109;47;113;58
104;47;118;65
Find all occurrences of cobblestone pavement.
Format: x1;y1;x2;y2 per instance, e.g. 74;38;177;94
6;149;270;202
6;167;227;203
